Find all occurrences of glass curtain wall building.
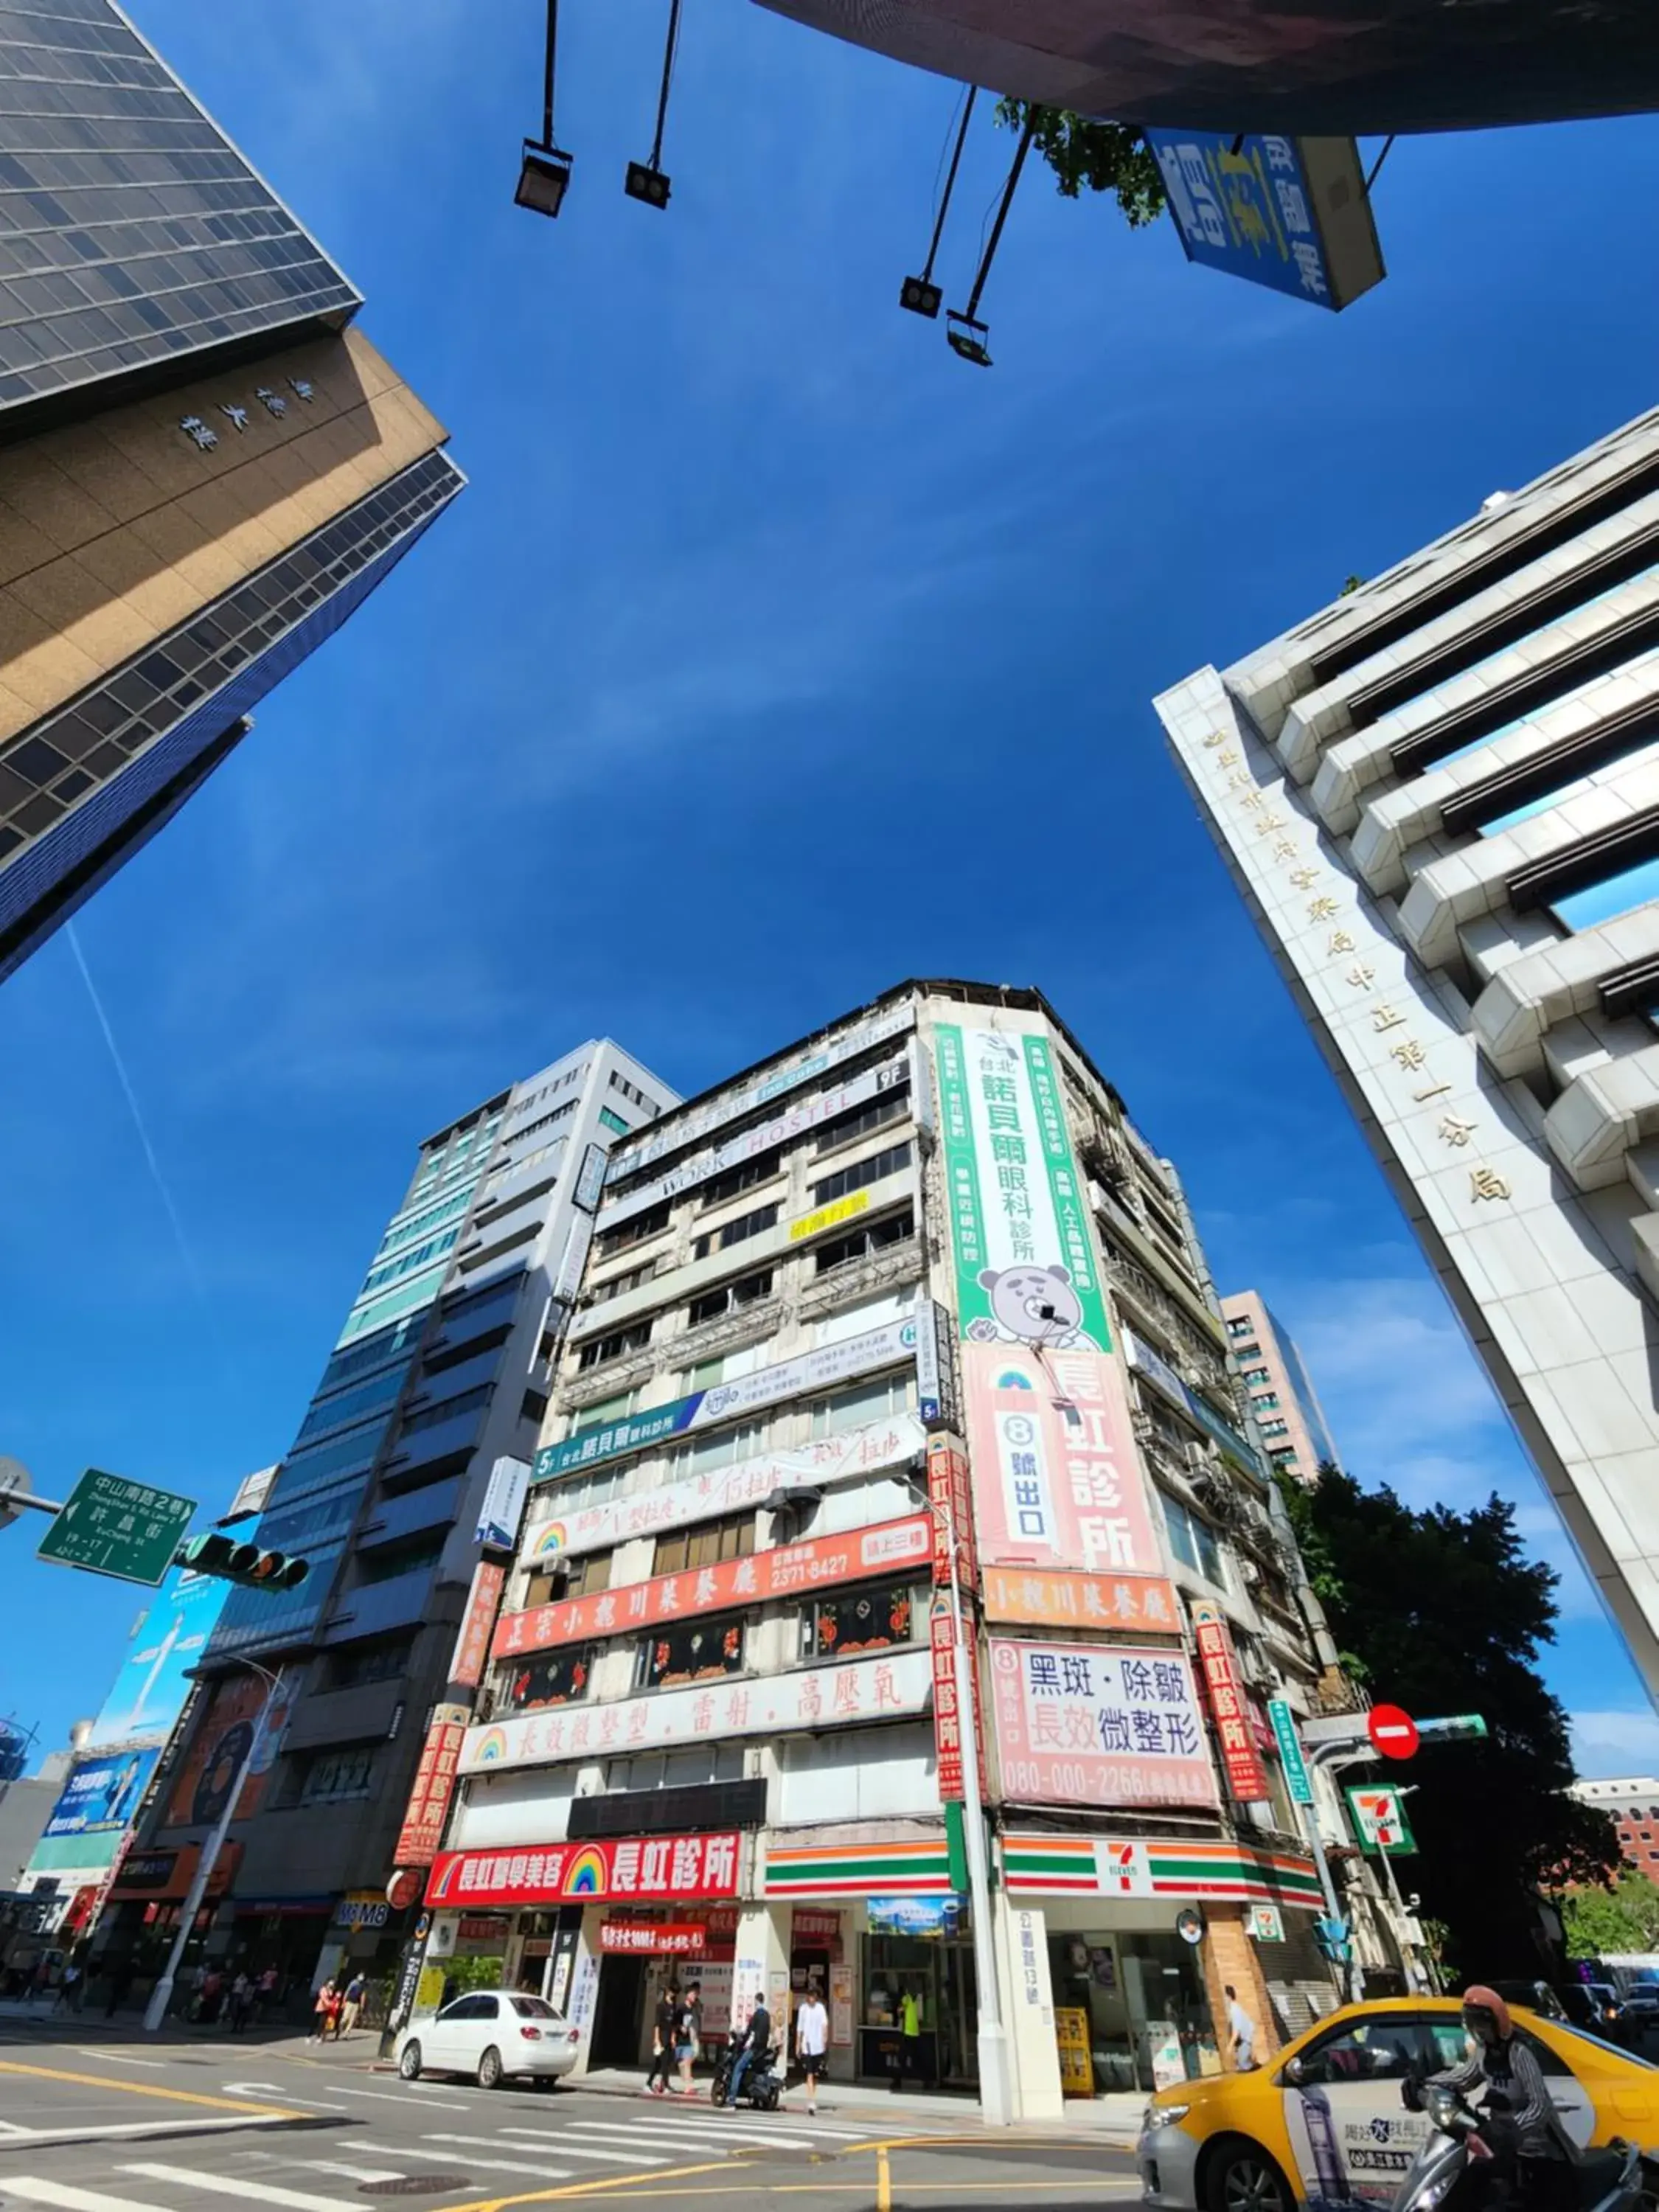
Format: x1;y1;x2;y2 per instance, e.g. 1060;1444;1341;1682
1157;404;1659;1703
100;1043;675;1989
0;0;460;980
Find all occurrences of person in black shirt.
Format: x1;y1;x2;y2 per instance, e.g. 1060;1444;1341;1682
726;1994;771;2107
644;1983;678;2097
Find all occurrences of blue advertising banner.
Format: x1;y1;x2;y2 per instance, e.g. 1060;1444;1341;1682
1145;132;1383;312
43;1746;161;1839
86;1566;229;1747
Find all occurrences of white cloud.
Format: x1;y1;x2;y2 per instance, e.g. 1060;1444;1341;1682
1571;1708;1659;1780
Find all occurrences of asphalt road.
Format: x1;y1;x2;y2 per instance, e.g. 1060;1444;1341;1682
0;2034;1143;2212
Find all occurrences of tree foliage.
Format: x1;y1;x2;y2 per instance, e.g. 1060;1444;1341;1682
1284;1465;1620;1975
995;100;1166;228
1562;1871;1659;1961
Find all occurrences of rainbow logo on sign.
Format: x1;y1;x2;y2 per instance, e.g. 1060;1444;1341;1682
996;1369;1033;1391
532;1523;568;1559
473;1727;510;1766
564;1847;608;1897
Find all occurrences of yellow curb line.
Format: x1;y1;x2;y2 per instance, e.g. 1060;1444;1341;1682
574;2188;1144;2200
876;2145;891;2212
0;2059;302;2118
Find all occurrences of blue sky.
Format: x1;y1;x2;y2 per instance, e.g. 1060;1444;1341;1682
3;1;1658;1777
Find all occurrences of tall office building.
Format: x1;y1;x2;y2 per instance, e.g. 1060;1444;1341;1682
1222;1292;1343;1485
0;0;461;981
1156;405;1659;1703
407;982;1370;2116
102;1043;674;1986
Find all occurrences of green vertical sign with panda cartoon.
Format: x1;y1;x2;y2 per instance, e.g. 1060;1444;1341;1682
932;1019;1113;1354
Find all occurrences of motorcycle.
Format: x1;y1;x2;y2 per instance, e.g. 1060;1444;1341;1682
1394;2077;1640;2212
709;2042;782;2112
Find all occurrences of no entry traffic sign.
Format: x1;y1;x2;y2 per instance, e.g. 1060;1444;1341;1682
1367;1703;1419;1761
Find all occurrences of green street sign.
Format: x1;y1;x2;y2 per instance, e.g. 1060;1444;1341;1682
1268;1697;1315;1804
37;1467;197;1587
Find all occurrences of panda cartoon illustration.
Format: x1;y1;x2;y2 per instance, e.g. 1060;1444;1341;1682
967;1262;1098;1351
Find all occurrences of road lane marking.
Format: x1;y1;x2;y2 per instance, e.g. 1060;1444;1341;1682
124;2163;361;2211
437;2159;736;2212
74;2052;169;2069
432;2134;666;2168
330;2086;473;2112
0;2115;314;2146
876;2145;891;2212
0;2060;299;2117
5;2183;170;2212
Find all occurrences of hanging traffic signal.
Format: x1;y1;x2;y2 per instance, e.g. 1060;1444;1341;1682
175;1532;309;1591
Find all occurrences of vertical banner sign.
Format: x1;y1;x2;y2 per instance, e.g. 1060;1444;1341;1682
933;1018;1166;1584
1191;1600;1270;1804
449;1562;506;1689
393;1703;470;1868
925;1433;976;1595
929;1596;989;1805
476;1458;530;1552
1267;1697;1315;1805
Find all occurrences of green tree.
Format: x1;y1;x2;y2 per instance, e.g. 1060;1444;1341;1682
1284;1465;1620;1976
995;100;1166;228
1562;1871;1659;1961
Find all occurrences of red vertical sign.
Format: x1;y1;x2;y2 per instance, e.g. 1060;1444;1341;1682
926;1433;977;1593
393;1702;471;1868
1190;1599;1270;1804
450;1562;505;1689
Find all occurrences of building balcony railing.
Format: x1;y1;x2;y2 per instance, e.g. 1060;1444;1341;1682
796;1237;924;1320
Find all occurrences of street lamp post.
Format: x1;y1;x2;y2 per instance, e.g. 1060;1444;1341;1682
143;1659;282;2034
905;1467;1012;2127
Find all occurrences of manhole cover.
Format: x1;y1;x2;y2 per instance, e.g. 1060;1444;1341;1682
359;2180;471;2196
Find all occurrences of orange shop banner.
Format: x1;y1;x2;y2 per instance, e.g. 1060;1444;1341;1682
450;1561;505;1688
982;1563;1181;1635
394;1702;471;1868
108;1840;243;1902
491;1515;932;1663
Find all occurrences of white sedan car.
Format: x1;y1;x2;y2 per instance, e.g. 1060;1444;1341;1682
397;1992;581;2088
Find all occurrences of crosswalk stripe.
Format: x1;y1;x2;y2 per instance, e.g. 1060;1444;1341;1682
354;2140;570;2181
4;2180;168;2212
292;2163;407;2184
430;2132;664;2168
121;2164;354;2212
330;2085;472;2112
555;2116;824;2152
604;2115;825;2150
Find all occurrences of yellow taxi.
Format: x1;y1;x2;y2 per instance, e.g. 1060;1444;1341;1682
1137;1997;1659;2212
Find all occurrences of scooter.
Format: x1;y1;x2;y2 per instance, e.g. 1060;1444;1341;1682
1393;2077;1640;2212
709;2043;782;2112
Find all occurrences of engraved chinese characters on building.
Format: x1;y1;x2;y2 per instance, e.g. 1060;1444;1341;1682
989;1638;1219;1812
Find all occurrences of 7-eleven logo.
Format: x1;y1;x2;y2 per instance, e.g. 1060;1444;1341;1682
1096;1841;1152;1896
1354;1790;1400;1846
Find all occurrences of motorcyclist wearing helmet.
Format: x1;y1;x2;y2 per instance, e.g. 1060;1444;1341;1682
1434;1986;1572;2212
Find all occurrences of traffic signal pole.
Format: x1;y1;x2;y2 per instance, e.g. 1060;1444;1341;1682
143;1660;282;2034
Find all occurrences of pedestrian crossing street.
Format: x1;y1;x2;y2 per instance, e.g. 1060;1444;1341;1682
0;2102;917;2211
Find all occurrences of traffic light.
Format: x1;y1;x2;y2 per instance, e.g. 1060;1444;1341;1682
175;1532;309;1591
